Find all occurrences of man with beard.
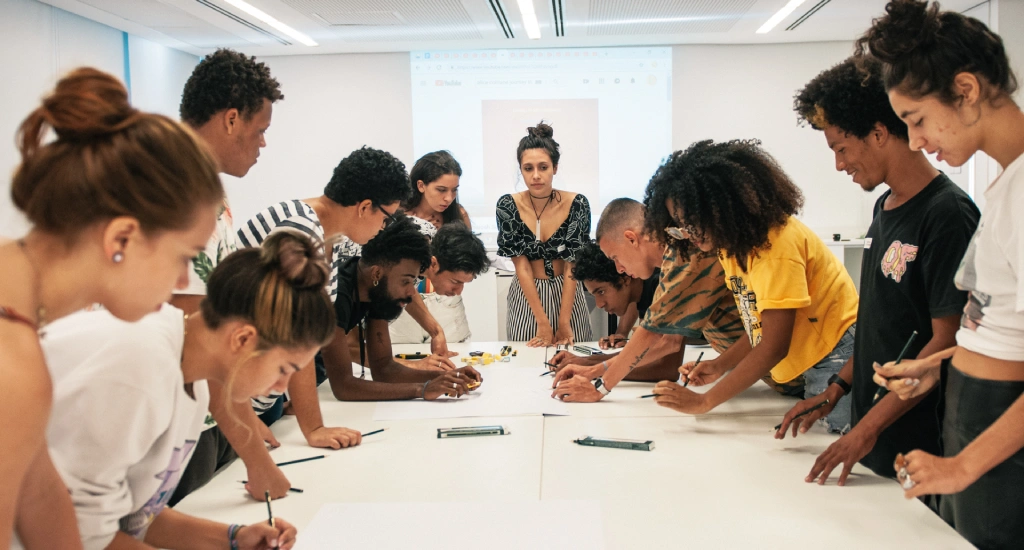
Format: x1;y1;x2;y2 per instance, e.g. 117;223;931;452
323;215;483;400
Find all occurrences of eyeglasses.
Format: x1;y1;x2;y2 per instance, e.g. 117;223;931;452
377;205;398;228
665;223;700;241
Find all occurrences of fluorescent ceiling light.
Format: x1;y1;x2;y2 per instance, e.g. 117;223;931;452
756;0;808;34
516;0;542;39
222;0;318;46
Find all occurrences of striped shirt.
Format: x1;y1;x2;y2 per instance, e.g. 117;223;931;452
236;200;343;413
640;247;745;353
236;200;341;300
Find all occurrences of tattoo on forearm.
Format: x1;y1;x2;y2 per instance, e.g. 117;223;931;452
629;349;649;372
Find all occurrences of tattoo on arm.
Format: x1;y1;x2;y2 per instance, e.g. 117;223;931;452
629;349;649;372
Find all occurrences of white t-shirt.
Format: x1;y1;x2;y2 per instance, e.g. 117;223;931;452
955;152;1024;361
175;197;237;296
41;305;209;550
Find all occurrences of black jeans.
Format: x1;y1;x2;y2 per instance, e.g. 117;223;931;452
940;359;1024;550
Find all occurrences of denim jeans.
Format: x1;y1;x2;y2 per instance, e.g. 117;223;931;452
802;324;856;434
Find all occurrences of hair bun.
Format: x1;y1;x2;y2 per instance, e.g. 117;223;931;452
862;0;941;62
263;229;330;290
41;68;140;141
527;121;554;139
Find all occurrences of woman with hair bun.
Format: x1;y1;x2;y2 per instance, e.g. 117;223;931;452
0;68;223;548
496;121;593;346
860;1;1024;547
41;230;332;550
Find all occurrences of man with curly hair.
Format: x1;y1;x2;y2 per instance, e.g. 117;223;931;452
775;56;980;489
548;241;680;382
169;49;287;505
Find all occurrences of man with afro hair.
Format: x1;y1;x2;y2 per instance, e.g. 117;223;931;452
778;55;979;489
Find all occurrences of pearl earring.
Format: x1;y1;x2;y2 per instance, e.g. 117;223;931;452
112;252;124;264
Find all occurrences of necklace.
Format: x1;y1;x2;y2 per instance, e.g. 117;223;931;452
527;192;554;241
15;239;48;332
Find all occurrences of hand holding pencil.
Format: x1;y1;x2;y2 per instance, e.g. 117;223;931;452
234;508;298;549
679;354;721;387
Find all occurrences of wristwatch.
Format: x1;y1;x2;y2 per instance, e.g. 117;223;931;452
827;374;852;395
593;377;611;396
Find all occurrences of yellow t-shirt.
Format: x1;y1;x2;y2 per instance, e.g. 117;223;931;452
719;216;858;383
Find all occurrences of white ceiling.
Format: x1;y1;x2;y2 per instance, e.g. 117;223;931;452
37;0;987;57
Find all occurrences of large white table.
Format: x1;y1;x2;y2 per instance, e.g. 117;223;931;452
176;342;970;549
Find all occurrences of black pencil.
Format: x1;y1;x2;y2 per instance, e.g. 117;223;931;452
873;330;919;402
683;351;705;388
362;428;387;437
639;394;656;398
774;399;831;431
275;455;325;467
240;481;302;493
264;490;278;549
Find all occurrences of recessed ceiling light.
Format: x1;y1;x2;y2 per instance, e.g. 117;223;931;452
516;0;542;39
222;0;318;46
756;0;808;34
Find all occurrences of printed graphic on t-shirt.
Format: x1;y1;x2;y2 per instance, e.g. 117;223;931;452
957;229;990;330
119;440;197;537
729;276;762;347
880;240;918;283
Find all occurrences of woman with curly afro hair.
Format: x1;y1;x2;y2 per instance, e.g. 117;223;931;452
642;139;859;434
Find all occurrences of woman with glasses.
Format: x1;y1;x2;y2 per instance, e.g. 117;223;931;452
496;122;593;346
640;139;858;432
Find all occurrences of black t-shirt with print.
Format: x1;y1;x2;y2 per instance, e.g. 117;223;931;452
636;269;661;319
853;174;980;477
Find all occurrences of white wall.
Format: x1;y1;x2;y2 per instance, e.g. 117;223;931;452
673;42;876;241
223;52;414;227
0;0;197;239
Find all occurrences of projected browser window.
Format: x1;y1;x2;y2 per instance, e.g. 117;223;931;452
410;47;672;234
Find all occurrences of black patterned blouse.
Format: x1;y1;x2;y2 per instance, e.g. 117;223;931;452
496;193;591;278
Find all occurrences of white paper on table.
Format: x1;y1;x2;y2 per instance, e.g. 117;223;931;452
373;387;569;421
373;367;570;421
294;500;604;549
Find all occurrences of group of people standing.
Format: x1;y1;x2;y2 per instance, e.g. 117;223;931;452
0;0;1021;549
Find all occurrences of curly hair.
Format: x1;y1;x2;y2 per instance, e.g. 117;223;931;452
359;214;431;273
404;150;464;225
856;0;1016;104
572;241;627;288
432;222;488;275
643;139;804;268
324;146;411;207
180;49;283;127
795;56;909;141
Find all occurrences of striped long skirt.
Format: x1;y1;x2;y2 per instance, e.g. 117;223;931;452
506;275;593;342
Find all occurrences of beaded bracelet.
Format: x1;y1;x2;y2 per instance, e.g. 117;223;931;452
228;524;242;549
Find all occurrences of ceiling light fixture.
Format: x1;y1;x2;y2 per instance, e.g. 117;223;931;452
756;0;808;34
222;0;318;46
516;0;542;39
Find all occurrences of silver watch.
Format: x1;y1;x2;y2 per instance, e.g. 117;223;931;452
593;377;611;396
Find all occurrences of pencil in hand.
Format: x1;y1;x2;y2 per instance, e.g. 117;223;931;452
683;351;705;388
773;399;830;431
873;330;919;402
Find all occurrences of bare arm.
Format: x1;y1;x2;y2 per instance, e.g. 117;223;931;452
14;447;82;550
700;309;794;411
614;303;639;340
511;256;549;329
599;327;685;386
366;319;442;383
2;325;70;549
556;261;579;339
625;339;684;382
403;293;447;353
142;507;295;550
322;325;425;401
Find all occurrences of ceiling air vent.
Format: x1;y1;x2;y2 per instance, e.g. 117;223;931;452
785;0;832;31
489;0;514;38
194;0;292;45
